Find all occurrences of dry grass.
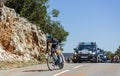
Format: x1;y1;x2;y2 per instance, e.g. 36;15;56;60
0;60;46;70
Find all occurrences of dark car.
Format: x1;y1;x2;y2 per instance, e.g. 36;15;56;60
97;49;107;63
72;42;98;63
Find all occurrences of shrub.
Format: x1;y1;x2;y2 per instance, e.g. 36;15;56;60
37;53;46;62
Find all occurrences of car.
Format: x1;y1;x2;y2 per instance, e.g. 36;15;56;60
97;49;107;63
72;42;99;63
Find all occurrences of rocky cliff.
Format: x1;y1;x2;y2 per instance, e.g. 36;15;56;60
0;3;46;61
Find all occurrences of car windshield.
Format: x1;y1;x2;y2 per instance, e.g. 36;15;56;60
99;50;105;54
78;45;96;51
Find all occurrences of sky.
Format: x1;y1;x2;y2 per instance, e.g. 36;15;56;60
49;0;120;53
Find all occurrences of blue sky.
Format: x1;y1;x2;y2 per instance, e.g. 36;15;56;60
49;0;120;53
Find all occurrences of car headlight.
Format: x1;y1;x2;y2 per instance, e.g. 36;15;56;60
92;52;96;55
104;56;106;58
74;51;77;55
89;51;92;54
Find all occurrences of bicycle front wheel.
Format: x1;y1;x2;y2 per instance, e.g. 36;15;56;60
47;55;55;71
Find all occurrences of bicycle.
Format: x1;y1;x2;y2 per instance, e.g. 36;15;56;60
46;42;64;71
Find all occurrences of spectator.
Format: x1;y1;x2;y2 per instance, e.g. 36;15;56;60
67;57;70;63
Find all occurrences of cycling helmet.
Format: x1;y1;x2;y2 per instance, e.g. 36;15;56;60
46;33;52;39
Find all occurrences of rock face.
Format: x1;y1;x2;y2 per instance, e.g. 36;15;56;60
0;4;46;61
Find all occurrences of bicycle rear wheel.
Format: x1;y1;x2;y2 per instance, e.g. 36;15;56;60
47;55;55;71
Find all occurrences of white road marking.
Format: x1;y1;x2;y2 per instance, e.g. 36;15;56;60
73;65;83;69
53;70;70;76
84;64;88;66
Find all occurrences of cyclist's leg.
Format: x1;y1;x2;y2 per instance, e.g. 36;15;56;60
52;45;60;63
55;46;62;63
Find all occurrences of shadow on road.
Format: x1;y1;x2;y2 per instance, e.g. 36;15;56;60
23;69;49;72
23;68;59;72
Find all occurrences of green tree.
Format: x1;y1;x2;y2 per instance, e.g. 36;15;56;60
5;0;69;45
5;0;48;27
50;21;69;43
52;9;59;17
115;46;120;56
105;51;114;59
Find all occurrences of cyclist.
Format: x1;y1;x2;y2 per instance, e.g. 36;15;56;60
46;34;61;63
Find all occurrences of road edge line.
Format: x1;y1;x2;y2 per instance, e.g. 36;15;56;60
73;65;83;69
53;70;69;76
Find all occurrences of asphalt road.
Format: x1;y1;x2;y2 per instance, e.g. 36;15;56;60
0;63;120;76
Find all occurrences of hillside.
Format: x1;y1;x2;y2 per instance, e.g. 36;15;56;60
0;3;46;62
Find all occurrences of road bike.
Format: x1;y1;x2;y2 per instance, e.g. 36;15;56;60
46;42;64;71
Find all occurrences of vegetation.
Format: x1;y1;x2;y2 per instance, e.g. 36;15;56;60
114;46;120;56
105;46;120;59
105;51;114;59
37;53;46;62
5;0;69;45
0;60;41;70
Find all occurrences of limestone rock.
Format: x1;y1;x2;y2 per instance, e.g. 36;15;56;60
0;4;46;61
